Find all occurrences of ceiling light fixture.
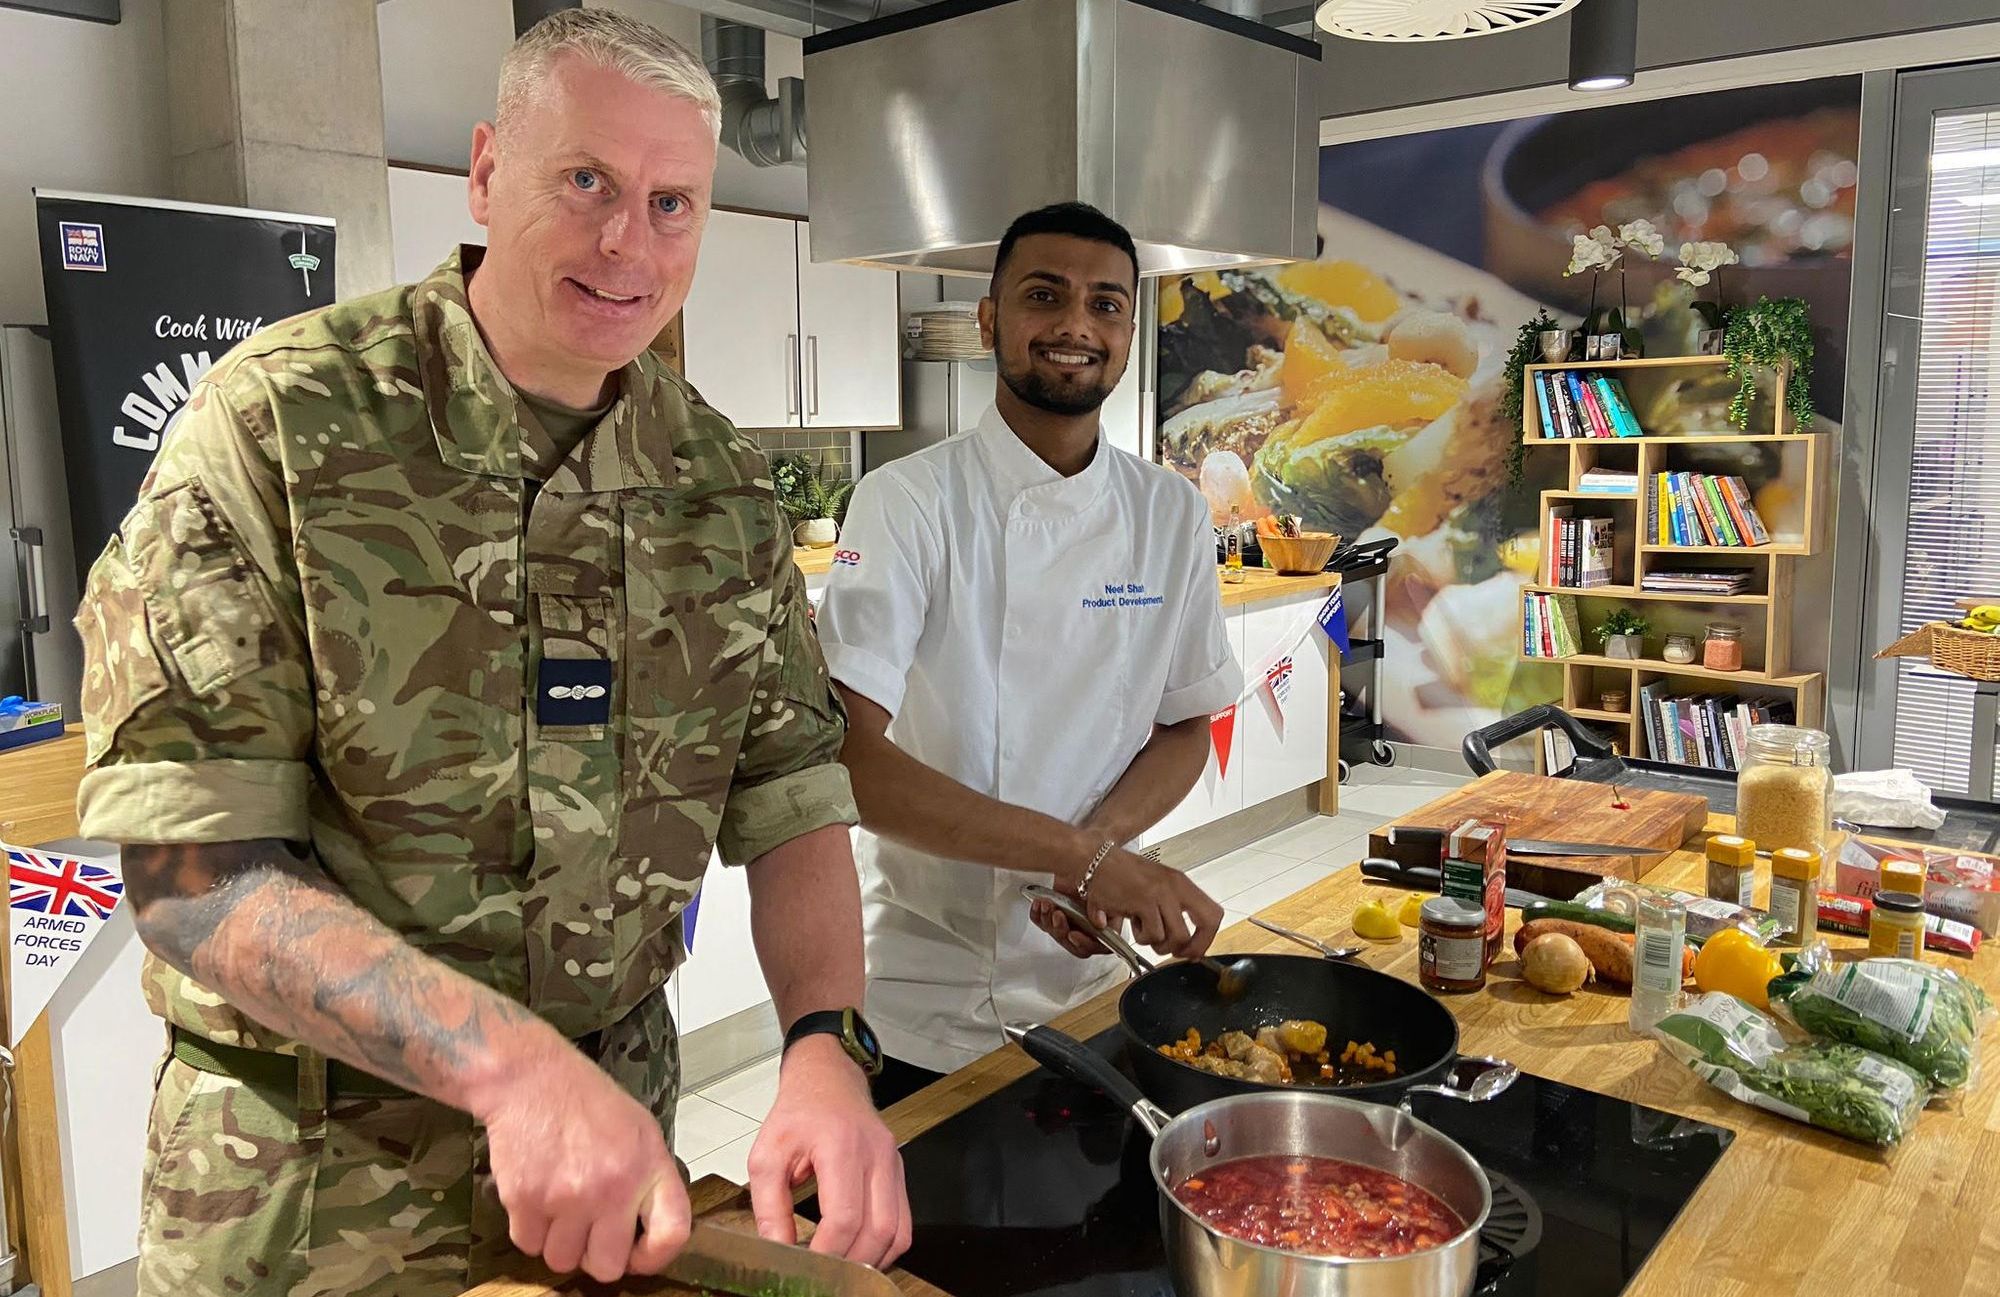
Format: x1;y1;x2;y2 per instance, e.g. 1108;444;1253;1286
1567;0;1635;91
1314;0;1579;42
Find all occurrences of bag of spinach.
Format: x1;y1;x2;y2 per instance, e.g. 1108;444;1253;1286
1768;958;1993;1093
1655;992;1931;1146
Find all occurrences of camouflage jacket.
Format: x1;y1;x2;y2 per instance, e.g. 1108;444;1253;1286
75;248;856;1046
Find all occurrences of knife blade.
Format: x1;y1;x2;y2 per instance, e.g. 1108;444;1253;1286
1382;825;1671;857
662;1220;903;1297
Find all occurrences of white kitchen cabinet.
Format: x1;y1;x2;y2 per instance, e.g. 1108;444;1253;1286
796;222;902;429
682;210;803;431
674;850;774;1035
1238;590;1332;806
681;211;902;431
1135;608;1248;846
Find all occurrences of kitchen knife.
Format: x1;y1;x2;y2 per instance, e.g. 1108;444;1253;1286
1382;825;1672;858
662;1220;904;1297
1360;857;1551;908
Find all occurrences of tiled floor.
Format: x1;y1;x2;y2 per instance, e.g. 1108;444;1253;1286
678;763;1468;1184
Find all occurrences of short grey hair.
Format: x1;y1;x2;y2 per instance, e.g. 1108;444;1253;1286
498;8;722;139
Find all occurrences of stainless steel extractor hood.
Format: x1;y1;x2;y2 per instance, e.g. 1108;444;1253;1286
802;0;1321;277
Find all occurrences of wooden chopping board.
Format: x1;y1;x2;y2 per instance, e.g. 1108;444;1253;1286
461;1176;947;1297
1366;771;1709;899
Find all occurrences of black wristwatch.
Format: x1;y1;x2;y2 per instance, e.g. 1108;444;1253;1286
783;1007;884;1077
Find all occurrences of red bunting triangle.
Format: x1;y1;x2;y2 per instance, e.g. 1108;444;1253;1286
1210;705;1238;779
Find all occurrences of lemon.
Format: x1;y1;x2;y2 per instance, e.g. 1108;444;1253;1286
1353;900;1401;941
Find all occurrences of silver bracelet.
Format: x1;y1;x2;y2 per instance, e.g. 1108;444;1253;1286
1076;839;1117;903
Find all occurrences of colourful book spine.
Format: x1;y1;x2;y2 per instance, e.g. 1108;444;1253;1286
1565;373;1599;437
1701;476;1742;546
1523;593;1536;656
1533;372;1558;440
1676;474;1703;545
1688;474;1725;545
1578;378;1612;438
1677;703;1701;766
1598;376;1645;437
1723;476;1773;545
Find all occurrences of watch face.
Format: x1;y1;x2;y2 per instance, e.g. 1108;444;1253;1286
843;1007;884;1075
850;1012;880;1060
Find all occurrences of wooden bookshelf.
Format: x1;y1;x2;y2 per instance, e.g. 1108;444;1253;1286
1522;354;1825;771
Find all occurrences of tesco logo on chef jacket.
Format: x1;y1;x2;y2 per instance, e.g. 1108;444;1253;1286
832;548;861;568
1083;580;1165;611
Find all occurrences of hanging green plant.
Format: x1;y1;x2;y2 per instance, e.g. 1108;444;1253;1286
1722;296;1817;431
1499;308;1558;487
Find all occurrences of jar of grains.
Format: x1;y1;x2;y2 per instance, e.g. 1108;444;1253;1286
1702;622;1744;672
1735;724;1833;870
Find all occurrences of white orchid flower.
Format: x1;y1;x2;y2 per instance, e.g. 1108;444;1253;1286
1565;227;1621;276
1618;219;1666;259
1676;265;1712;286
1674;240;1740;287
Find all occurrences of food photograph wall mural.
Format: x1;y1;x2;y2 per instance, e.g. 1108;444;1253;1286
1157;77;1860;751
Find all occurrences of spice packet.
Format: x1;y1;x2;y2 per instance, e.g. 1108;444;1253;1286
1815;891;1982;958
1655;992;1930;1146
1835;838;2000;936
1575;880;1780;946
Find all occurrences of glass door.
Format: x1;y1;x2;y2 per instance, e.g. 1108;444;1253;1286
1858;64;2000;801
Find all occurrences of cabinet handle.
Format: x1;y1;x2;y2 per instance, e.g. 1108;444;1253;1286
807;335;821;419
16;525;49;633
786;334;799;419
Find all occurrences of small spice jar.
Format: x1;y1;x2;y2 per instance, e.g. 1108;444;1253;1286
1702;622;1744;672
1418;897;1488;994
1736;724;1834;862
1706;834;1757;909
1869;891;1927;959
1769;846;1822;946
1662;633;1698;665
1601;689;1629;713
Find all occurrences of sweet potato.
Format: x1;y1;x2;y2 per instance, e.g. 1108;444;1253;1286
1511;918;1695;988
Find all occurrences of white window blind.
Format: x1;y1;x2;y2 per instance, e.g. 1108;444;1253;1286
1889;109;2000;795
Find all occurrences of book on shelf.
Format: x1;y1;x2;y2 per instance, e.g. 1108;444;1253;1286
1535;370;1644;438
1592;375;1645;437
1639;691;1797;771
1543;725;1577;776
1579;469;1639;495
1543;511;1615;588
1521;591;1583;658
1652;472;1773;547
1642;567;1754;594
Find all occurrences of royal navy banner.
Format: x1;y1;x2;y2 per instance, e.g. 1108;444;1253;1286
35;190;335;576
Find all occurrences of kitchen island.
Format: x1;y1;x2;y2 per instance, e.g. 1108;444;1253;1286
867;803;2000;1297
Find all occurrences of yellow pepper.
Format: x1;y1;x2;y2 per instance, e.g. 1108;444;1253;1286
1398;892;1427;928
1692;928;1784;1010
1353;900;1401;941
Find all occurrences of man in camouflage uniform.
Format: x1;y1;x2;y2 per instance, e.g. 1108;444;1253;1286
72;12;908;1296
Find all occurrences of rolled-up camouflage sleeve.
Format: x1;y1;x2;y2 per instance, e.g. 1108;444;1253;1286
715;525;859;867
73;373;316;846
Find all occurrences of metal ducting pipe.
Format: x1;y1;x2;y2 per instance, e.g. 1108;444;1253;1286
1206;0;1262;19
513;0;579;37
701;16;808;167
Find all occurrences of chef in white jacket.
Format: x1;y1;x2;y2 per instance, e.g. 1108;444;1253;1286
816;203;1244;1107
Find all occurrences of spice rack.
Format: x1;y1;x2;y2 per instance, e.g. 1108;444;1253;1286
1520;355;1826;772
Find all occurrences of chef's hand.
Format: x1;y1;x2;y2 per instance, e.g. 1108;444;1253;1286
476;1034;691;1284
1030;892;1110;959
748;1034;911;1270
1073;845;1222;960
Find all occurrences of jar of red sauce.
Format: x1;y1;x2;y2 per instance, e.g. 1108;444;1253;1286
1419;897;1487;993
1703;622;1743;672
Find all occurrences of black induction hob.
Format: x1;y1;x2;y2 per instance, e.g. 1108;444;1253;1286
843;1028;1734;1297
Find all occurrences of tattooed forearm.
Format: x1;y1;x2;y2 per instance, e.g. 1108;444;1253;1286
123;840;551;1112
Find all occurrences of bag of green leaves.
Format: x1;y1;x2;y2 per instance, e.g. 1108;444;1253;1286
1768;957;1994;1093
1655;992;1930;1146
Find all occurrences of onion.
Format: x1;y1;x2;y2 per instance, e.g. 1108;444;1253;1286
1521;933;1592;995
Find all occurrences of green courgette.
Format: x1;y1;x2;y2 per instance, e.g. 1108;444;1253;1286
1518;900;1636;934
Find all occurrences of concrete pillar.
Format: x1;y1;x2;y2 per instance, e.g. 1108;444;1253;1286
161;0;394;297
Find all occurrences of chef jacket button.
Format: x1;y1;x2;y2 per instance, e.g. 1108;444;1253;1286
1018;503;1036;520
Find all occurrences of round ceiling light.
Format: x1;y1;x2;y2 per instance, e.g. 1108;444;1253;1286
1314;0;1580;41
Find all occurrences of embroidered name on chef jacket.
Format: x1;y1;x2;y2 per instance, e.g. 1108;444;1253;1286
536;658;613;725
1081;580;1166;611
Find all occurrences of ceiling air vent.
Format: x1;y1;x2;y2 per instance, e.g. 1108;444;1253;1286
1314;0;1578;41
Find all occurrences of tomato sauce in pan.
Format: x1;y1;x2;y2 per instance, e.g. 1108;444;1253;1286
1172;1155;1463;1258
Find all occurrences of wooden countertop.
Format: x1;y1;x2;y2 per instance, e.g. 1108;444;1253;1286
882;806;2000;1297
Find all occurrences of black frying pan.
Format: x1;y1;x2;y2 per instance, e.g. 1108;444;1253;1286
1022;886;1482;1114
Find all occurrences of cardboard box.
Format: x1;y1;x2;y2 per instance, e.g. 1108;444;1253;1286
1444;818;1506;966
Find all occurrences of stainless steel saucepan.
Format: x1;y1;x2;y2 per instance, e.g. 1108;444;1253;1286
1006;1023;1516;1297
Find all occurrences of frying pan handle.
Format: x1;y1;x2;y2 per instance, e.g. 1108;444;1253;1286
1021;884;1156;978
1396;1056;1520;1115
1005;1023;1170;1139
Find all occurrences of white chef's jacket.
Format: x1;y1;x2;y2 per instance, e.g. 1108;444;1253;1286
816;405;1243;1073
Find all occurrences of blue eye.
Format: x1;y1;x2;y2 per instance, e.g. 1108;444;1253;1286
572;169;599;192
655;194;685;216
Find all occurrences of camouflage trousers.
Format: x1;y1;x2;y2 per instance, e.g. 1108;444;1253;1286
136;990;679;1297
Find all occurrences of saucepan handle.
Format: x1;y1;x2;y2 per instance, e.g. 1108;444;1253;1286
1005;1022;1171;1139
1021;883;1156;979
1397;1055;1520;1115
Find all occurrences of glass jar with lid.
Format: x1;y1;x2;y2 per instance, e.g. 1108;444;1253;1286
1662;633;1698;665
1702;622;1743;672
1735;724;1833;872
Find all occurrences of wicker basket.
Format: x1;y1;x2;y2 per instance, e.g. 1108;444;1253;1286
1259;532;1341;575
1875;622;2000;683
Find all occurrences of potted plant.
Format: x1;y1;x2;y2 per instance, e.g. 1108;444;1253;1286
1595;608;1650;660
1675;240;1741;354
1499;307;1559;485
775;452;855;548
1722;296;1817;432
1564;220;1663;360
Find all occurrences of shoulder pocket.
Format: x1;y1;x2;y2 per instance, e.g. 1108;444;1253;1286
73;540;171;765
131;480;282;699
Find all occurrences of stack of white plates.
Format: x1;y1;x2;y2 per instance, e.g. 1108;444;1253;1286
905;302;989;361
